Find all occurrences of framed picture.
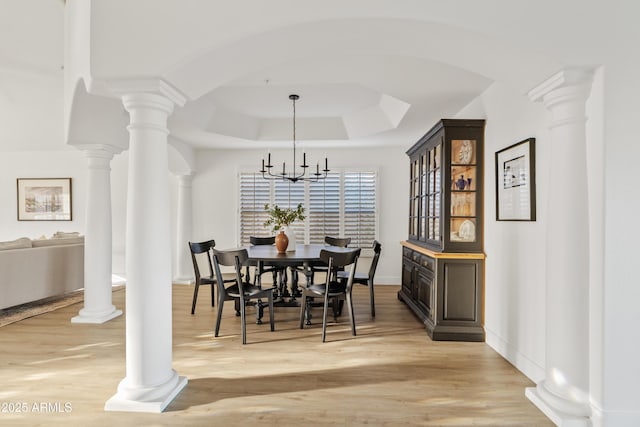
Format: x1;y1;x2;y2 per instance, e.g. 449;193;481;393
495;138;536;221
17;178;72;221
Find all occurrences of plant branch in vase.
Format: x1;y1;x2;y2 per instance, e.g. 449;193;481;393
263;203;305;252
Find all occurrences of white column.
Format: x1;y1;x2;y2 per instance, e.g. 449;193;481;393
105;93;187;413
526;69;593;426
72;147;122;324
173;173;194;284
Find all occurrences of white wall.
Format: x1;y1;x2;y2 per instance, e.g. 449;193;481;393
0;150;87;241
190;146;408;284
456;81;551;382
0;148;132;280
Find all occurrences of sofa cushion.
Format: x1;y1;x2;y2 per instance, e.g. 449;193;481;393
32;236;84;247
0;237;33;251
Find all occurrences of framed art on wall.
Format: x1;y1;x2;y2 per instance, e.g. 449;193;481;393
17;178;72;221
495;138;536;221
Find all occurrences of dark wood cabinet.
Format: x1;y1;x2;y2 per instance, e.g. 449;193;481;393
399;119;485;342
407;119;485;253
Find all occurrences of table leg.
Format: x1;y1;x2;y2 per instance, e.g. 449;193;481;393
255;300;264;324
303;261;313;324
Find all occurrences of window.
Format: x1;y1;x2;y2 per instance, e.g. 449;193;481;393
239;170;377;250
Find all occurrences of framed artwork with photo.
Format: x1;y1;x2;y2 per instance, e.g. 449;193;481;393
17;178;72;221
495;138;536;221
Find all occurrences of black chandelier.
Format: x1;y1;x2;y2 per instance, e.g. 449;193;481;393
260;94;329;183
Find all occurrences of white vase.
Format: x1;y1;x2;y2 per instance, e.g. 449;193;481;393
282;225;297;251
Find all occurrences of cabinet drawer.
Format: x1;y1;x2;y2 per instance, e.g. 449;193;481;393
418;255;434;271
403;247;413;259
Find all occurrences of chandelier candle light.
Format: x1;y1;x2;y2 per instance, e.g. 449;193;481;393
260;94;329;182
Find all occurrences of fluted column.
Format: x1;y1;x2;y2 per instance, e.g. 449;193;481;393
105;93;187;413
526;68;593;426
72;146;122;324
173;173;194;284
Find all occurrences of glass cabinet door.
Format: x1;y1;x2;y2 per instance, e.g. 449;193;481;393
409;158;420;239
450;139;477;243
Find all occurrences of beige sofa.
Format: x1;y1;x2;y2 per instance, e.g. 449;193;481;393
0;236;84;310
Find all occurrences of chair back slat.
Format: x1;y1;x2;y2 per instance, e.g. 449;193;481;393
324;236;351;248
250;236;275;246
189;240;215;279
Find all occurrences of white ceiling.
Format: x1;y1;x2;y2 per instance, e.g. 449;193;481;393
5;1;615;152
0;1;497;152
167;51;492;149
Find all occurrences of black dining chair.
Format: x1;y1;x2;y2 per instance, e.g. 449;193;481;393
212;248;275;344
337;240;382;317
247;236;286;288
188;240;216;314
299;248;361;342
188;240;239;315
307;236;351;285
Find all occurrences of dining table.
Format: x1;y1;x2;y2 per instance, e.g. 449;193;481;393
245;243;356;323
246;243;353;292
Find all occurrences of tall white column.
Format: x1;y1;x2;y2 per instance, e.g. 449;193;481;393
105;93;187;413
72;147;122;324
526;69;593;426
173;173;194;284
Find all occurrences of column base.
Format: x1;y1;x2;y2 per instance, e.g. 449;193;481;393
526;387;592;427
71;306;122;324
105;374;188;413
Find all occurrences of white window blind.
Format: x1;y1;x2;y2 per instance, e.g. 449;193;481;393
239;173;271;244
344;171;377;248
309;173;340;243
239;170;377;248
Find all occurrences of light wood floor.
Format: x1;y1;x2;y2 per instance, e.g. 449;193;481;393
0;284;551;426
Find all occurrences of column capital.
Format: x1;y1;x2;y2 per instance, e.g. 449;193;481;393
108;78;186;107
69;141;123;159
529;68;593;128
176;173;194;186
528;68;593;104
79;144;123;160
122;93;175;136
122;92;175;115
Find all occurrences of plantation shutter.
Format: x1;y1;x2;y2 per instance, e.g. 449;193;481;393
308;173;340;243
344;171;377;248
239;170;377;247
239;172;271;245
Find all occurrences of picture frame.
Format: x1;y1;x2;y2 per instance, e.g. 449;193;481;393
17;178;72;221
495;138;536;221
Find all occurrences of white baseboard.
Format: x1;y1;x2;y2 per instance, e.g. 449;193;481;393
485;327;545;383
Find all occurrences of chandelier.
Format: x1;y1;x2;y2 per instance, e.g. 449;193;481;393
260;94;329;183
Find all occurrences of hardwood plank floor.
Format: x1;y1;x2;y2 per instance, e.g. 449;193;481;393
0;284;551;426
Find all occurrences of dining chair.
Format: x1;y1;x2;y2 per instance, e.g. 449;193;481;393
299;248;361;342
212;248;275;344
308;236;352;285
188;240;239;315
337;240;382;317
188;240;217;315
247;236;286;288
